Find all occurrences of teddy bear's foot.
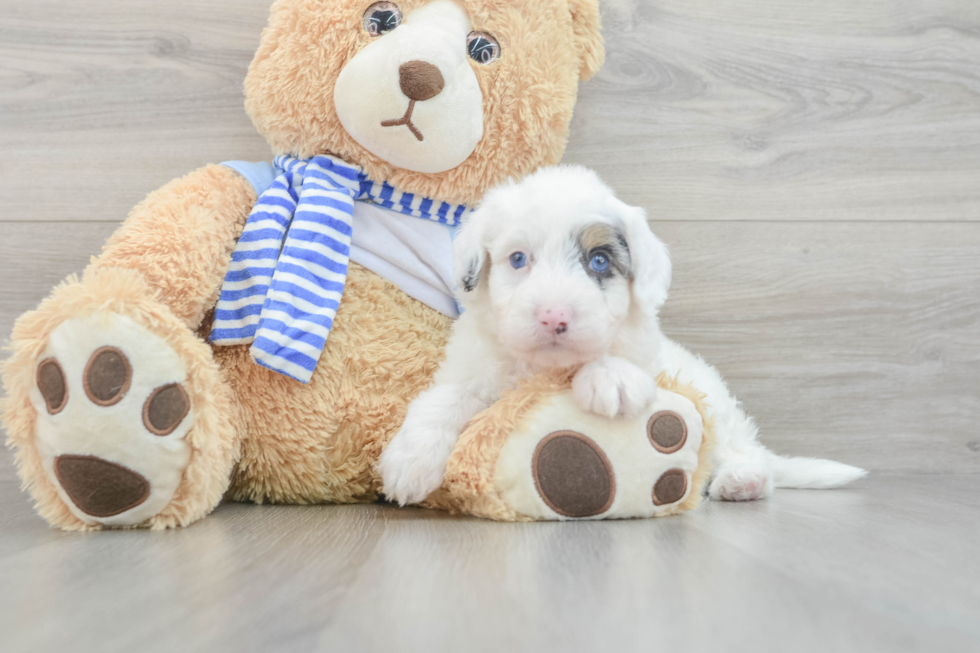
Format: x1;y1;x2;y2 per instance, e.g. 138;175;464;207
29;311;197;526
5;269;240;530
493;389;706;520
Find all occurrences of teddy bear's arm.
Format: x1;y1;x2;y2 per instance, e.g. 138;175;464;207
88;165;257;331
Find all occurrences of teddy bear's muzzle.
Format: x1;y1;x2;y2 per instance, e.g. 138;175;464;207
54;454;151;518
380;60;446;142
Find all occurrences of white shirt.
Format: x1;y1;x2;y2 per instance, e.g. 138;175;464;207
222;160;459;318
350;201;458;317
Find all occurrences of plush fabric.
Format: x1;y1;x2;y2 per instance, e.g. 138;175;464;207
217;262;452;505
33;313;195;527
222;160;463;318
333;1;485;173
211;154;469;382
245;0;604;205
3;267;241;530
0;0;716;532
425;372;716;521
53;455;151;518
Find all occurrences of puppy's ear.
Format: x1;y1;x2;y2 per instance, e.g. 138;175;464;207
612;198;672;316
453;205;491;295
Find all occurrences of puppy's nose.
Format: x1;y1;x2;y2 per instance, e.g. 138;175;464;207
537;307;572;335
398;60;445;102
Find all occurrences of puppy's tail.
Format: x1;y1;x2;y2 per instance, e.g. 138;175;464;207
771;455;867;489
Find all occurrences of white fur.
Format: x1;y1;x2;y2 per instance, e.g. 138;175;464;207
378;166;867;505
572;356;658;420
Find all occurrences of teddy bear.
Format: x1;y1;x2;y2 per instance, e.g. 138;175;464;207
2;0;714;530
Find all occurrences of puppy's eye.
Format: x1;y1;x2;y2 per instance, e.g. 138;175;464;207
467;32;500;65
363;2;402;36
589;253;610;273
510;252;527;269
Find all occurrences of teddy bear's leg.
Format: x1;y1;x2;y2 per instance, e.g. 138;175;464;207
433;381;715;521
2;166;255;529
218;262;453;506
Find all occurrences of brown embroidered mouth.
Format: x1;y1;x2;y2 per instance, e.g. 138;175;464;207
381;99;424;141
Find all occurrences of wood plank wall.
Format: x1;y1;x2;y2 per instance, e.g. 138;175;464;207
1;0;978;473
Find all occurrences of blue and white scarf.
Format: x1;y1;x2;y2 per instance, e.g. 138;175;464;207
210;154;469;383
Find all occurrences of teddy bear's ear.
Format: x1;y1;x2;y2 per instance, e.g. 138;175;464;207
567;0;605;81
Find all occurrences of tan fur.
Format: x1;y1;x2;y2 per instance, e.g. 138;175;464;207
218;263;451;505
579;223;622;252
426;371;716;521
658;373;716;514
2;268;240;530
246;0;603;205
425;369;577;520
91;165;256;331
3;0;612;529
567;0;605;80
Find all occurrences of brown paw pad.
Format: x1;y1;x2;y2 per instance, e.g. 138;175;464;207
533;431;615;518
648;410;687;454
54;454;150;518
37;358;68;415
83;346;132;407
143;384;190;436
653;468;688;506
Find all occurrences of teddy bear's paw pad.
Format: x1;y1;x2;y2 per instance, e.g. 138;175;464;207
494;390;704;520
29;312;194;527
648;410;688;453
143;384;191;436
532;431;615;518
37;358;69;414
652;468;688;506
83;346;132;406
54;455;150;518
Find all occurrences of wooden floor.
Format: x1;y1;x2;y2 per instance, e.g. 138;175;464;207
1;0;979;651
1;460;978;653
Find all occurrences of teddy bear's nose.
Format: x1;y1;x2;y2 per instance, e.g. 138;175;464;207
398;60;445;102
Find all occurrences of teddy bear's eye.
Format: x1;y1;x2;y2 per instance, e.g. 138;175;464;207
363;2;402;37
467;32;500;65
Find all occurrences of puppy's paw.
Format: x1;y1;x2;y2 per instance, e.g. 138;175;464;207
708;462;774;501
572;357;657;419
377;428;449;506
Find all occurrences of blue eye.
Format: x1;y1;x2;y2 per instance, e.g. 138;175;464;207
589;253;610;273
510;252;527;269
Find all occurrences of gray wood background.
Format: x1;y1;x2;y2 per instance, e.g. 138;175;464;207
2;0;979;477
3;3;980;652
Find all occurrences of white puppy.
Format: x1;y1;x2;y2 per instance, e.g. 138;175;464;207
378;166;866;506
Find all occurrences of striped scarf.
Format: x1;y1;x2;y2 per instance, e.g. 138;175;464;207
210;154;468;383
